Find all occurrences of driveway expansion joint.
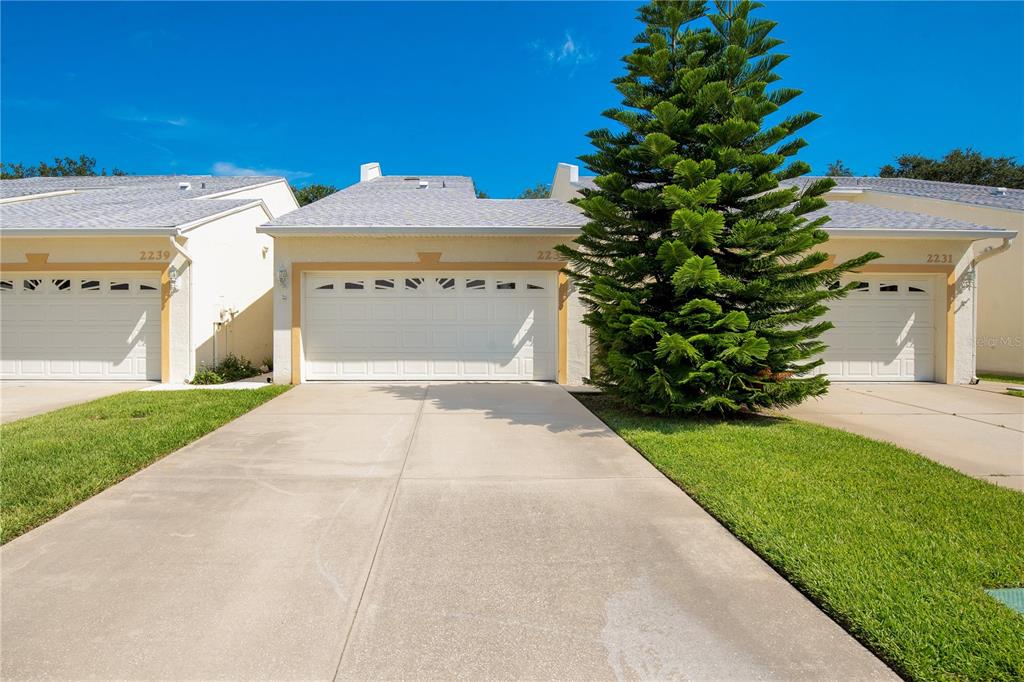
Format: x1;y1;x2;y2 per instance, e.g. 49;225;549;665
331;385;428;680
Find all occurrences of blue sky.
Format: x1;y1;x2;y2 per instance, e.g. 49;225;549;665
2;1;1021;197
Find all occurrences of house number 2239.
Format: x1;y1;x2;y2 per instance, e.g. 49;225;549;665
926;253;953;264
139;250;171;261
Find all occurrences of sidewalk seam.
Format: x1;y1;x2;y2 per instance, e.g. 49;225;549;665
330;385;428;680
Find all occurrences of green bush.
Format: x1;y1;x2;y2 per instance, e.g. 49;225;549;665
189;369;224;385
188;355;261;385
216;354;260;382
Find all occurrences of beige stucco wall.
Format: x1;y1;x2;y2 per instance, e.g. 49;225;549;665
826;190;1023;375
271;235;591;385
974;237;1023;374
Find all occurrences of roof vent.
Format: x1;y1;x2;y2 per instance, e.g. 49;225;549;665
418;180;429;189
178;182;191;191
992;187;1008;196
201;181;207;189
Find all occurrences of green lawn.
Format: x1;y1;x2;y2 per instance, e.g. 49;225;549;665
579;394;1024;682
979;372;1024;386
1;386;289;544
1007;389;1024;399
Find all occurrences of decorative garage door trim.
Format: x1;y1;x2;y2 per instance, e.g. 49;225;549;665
290;254;568;384
0;254;170;381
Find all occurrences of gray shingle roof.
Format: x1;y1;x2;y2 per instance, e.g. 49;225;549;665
264;175;587;231
566;174;1015;232
804;201;994;231
0;175;283;231
794;176;1024;211
573;174;1023;211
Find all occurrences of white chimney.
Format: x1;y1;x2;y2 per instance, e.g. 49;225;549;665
559;162;580;184
360;162;382;182
550;163;581;202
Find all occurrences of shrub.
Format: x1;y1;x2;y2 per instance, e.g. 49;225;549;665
190;369;224;385
215;354;260;382
188;355;261;385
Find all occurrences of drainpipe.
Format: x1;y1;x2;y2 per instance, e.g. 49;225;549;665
169;235;196;379
972;235;1016;268
969;234;1017;384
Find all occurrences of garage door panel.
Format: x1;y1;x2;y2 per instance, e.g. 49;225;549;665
0;273;160;380
371;303;400;321
401;330;429;348
401;303;430;321
403;359;429;376
462;302;490;321
370;330;400;349
307;301;338;323
339;302;370;322
431;303;458;322
821;275;936;382
462;329;489;351
303;271;557;381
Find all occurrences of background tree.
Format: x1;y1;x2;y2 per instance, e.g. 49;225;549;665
826;159;853;177
0;155;126;178
291;183;338;206
517;183;551;199
879;148;1023;188
556;0;878;415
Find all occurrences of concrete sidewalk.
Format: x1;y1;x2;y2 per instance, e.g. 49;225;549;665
785;383;1024;491
0;380;151;423
1;383;894;680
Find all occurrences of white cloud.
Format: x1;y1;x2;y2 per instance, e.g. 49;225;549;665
109;107;189;127
212;161;312;181
535;31;595;74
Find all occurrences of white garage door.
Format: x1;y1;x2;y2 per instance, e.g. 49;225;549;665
0;274;161;380
820;276;936;381
303;271;557;381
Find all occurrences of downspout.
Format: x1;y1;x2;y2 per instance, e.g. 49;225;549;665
169;234;196;380
972;235;1016;268
969;234;1017;384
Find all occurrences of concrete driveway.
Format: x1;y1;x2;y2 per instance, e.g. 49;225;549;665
1;383;893;680
0;380;151;423
785;383;1024;491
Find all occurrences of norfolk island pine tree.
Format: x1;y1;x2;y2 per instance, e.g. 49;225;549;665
556;0;880;415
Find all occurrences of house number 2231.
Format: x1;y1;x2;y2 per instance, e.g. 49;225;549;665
926;253;953;264
536;250;560;261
